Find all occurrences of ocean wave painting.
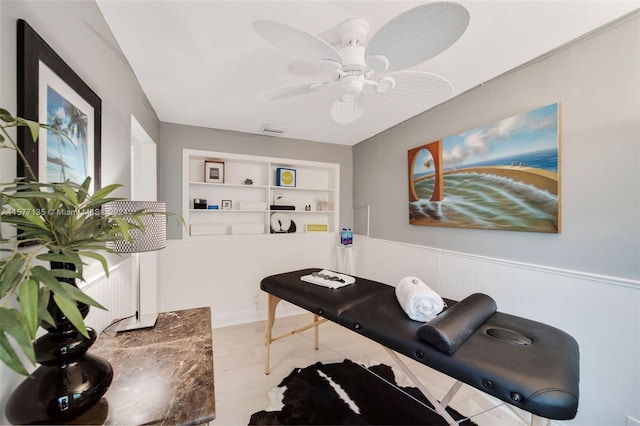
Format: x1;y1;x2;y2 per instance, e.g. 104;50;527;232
408;103;560;233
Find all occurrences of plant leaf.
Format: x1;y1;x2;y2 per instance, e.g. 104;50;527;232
60;282;106;311
78;251;109;277
0;108;15;123
0;331;30;376
36;251;81;264
0;256;25;299
18;279;39;337
37;288;56;328
0;308;35;364
6;198;48;230
15;117;41;142
30;266;72;299
86;184;121;208
49;269;82;279
53;293;88;338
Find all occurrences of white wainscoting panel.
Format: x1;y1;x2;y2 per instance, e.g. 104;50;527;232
352;235;640;426
82;256;134;334
157;234;338;328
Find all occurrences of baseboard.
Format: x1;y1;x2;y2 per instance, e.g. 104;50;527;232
212;304;307;329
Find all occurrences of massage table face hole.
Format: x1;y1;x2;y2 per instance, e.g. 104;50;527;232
485;328;532;346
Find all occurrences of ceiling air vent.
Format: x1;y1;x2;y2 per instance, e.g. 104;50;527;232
260;124;287;136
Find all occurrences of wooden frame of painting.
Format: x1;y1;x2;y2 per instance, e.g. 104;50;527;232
408;103;561;233
16;19;102;191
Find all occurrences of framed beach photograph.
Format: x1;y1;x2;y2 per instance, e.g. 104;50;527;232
204;161;224;183
16;19;102;191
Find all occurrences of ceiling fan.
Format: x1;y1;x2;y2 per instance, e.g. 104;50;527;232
253;2;470;124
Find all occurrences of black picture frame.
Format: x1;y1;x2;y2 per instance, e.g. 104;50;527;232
16;19;101;190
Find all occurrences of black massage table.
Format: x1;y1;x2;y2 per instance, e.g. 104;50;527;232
261;268;580;425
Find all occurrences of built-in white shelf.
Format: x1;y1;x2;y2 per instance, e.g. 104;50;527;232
182;149;339;239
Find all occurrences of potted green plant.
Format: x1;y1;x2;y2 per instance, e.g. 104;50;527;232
0;108;161;422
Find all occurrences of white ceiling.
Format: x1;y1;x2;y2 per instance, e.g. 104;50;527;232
97;1;638;146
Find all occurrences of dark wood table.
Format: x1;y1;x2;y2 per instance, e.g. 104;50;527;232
72;307;215;425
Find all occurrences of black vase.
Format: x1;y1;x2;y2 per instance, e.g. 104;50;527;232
5;262;113;424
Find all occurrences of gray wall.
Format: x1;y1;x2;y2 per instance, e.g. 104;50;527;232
0;0;159;197
158;123;353;239
353;14;640;281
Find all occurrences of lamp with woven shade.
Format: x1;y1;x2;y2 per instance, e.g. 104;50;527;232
105;201;167;332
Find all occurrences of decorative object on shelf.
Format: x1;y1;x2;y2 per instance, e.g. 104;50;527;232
104;201;167;332
305;223;329;233
17;19;102;192
272;192;294;210
194;198;207;209
270;204;295;211
207;205;219;210
276;167;296;187
317;200;329;211
204;160;224;183
221;200;232;210
270;212;296;233
244;178;253;185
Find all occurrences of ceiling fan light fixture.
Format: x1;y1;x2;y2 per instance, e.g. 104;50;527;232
331;92;367;124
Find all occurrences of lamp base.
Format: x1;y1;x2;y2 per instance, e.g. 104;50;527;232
116;313;158;333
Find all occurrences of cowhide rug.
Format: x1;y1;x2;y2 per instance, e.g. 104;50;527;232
249;359;476;425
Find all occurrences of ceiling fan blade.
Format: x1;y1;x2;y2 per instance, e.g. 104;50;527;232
377;71;453;104
261;81;330;100
365;2;469;73
253;20;343;69
331;92;367;124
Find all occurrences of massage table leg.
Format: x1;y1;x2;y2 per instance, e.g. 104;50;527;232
441;380;464;408
530;414;550;426
264;294;327;375
384;348;458;425
264;294;280;374
313;313;320;350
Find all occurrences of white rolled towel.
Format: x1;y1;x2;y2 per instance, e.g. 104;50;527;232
395;276;445;322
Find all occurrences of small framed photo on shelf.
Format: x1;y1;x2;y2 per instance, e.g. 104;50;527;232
205;161;224;183
276;167;296;187
221;200;232;210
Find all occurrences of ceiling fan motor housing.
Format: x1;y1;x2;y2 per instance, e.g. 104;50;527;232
339;18;370;45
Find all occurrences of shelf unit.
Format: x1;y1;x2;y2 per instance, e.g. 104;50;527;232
182;149;339;238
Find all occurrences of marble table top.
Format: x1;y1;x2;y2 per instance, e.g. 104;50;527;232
73;307;215;425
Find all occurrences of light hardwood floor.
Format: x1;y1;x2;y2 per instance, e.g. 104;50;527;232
211;309;536;426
